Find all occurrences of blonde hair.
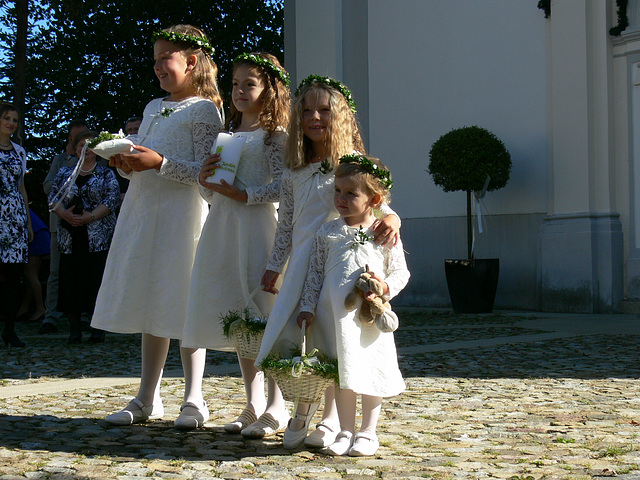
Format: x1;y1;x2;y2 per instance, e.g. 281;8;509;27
226;52;290;143
160;24;222;109
334;155;391;207
285;81;365;170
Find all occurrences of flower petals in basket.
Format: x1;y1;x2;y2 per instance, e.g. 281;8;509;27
220;308;267;360
88;130;135;160
260;347;338;405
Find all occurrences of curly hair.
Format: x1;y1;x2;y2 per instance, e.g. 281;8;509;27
285;80;365;170
0;102;21;145
335;155;391;207
158;25;222;109
226;52;290;144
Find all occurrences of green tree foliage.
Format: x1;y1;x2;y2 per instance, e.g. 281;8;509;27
0;0;284;162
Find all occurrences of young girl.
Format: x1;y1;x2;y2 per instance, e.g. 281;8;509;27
256;75;400;449
297;154;409;457
91;25;224;425
179;52;290;435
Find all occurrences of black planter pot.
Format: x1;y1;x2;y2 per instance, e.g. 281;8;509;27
444;258;500;314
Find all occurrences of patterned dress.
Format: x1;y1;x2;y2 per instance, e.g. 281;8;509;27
0;144;28;264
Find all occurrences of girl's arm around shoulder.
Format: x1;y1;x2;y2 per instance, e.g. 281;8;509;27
372;202;401;247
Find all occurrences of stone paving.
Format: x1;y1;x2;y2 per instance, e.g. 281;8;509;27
0;310;639;479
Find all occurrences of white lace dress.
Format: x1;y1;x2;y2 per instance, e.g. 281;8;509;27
182;128;285;350
91;96;222;338
299;218;409;397
255;162;397;364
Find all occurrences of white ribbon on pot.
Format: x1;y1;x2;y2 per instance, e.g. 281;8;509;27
471;175;491;258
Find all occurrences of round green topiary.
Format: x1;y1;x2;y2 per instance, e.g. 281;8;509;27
428;126;511;193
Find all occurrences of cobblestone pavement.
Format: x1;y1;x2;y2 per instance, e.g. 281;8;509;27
1;310;639;479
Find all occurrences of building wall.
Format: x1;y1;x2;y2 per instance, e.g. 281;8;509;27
285;0;628;312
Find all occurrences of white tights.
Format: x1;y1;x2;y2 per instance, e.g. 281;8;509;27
334;388;382;435
238;355;286;417
134;333;208;410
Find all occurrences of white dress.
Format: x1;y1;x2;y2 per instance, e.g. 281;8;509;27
91;96;222;338
182;128;285;350
299;218;410;398
255;163;397;364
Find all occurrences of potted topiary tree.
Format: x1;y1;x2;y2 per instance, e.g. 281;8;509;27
428;125;511;313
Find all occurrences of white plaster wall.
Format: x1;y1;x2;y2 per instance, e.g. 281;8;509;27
366;0;549;220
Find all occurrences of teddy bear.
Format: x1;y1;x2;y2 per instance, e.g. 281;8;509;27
344;267;398;332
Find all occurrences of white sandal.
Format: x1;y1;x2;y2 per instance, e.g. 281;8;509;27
304;421;340;447
105;398;164;426
224;407;258;433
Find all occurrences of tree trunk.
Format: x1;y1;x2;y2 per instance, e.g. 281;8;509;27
14;0;28;132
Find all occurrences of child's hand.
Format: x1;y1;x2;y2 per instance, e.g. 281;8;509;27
372;214;400;247
363;271;389;300
297;311;314;328
208;179;248;203
109;154;133;174
121;145;163;171
198;154;221;187
261;270;280;294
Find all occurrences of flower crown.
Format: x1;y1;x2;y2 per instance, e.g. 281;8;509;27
339;154;393;190
152;30;215;56
234;53;290;86
295;74;357;113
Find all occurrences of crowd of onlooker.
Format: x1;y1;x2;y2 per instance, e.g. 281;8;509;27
0;112;142;346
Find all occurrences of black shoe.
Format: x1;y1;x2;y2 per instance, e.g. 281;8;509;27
2;331;25;348
39;322;58;334
68;333;82;344
88;329;105;344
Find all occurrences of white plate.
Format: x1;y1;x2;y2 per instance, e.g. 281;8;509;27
90;138;135;159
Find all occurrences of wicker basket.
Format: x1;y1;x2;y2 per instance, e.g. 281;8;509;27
230;321;264;360
265;320;334;404
223;287;266;360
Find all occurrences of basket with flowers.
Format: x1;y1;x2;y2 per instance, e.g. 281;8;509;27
260;320;338;404
220;287;267;360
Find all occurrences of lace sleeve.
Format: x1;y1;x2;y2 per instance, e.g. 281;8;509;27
266;169;294;272
383;237;411;299
299;232;327;313
246;131;285;205
158;104;223;186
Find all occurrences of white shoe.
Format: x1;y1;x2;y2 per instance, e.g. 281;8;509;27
105;398;164;426
282;402;320;449
349;432;379;456
304;421;340;448
174;401;209;430
323;430;354;456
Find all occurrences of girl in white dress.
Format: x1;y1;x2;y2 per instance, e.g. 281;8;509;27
297;154;409;457
257;75;400;449
91;25;224;426
180;53;290;435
